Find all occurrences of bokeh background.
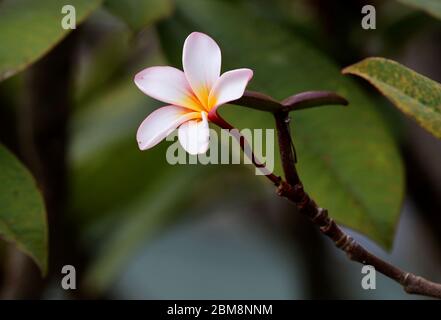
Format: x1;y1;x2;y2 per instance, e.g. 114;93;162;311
0;0;440;299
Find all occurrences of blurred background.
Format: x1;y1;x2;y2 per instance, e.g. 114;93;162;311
0;0;440;299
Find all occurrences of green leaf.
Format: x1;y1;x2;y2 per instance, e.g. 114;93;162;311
74;22;131;104
104;0;173;32
70;79;163;224
0;145;48;275
343;57;441;140
0;0;102;82
396;0;441;20
159;0;404;249
70;43;174;222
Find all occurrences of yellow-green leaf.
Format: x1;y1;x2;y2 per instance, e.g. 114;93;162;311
0;145;48;275
343;57;441;140
0;0;102;82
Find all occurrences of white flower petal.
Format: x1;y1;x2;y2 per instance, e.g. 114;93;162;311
134;66;202;111
183;32;221;108
178;112;210;155
137;105;200;150
208;68;253;109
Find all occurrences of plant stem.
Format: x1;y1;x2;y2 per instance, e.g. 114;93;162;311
211;105;441;299
273;111;441;299
274;112;299;186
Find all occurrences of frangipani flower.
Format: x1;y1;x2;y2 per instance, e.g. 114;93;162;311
134;32;253;155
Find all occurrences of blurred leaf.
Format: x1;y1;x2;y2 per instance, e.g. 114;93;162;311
74;23;131;104
343;57;441;140
82;167;202;294
0;0;101;82
70;79;162;224
73;22;164;107
396;0;441;20
159;0;404;249
0;145;47;275
71;79;151;164
81;164;259;294
104;0;173;32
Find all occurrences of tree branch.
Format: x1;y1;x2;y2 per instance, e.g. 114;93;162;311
281;91;348;112
273;110;441;299
231;90;348;113
215;93;441;299
274;111;299;186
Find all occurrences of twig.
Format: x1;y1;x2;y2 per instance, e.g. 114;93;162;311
281;91;348;112
274;112;299;186
211;93;441;299
231;90;348;113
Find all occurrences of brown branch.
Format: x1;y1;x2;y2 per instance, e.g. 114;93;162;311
214;94;441;299
231;90;348;113
231;90;282;112
281;91;348;112
273;110;441;299
274;112;299;186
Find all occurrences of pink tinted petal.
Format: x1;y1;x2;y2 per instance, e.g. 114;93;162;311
178;111;210;155
208;68;253;109
134;66;202;111
137;105;200;150
183;32;221;107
